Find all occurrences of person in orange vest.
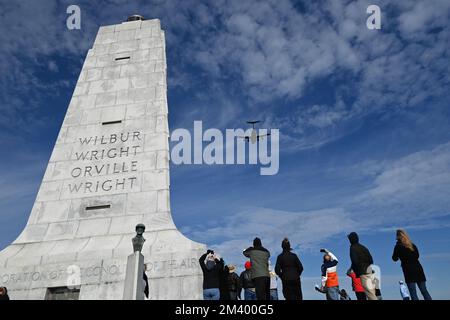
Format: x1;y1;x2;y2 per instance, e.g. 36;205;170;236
347;268;367;300
320;248;339;300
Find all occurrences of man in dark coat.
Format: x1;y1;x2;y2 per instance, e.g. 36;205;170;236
274;238;304;300
243;237;270;300
199;250;224;300
347;232;377;300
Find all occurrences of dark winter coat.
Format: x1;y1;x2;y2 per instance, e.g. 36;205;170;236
392;242;426;283
227;272;241;293
219;266;230;300
240;269;255;289
243;246;270;279
199;253;224;289
348;232;374;277
275;250;304;281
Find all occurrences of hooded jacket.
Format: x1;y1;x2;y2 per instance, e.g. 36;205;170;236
243;238;270;279
348;232;374;277
275;250;303;281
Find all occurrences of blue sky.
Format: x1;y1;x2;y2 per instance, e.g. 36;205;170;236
1;0;450;299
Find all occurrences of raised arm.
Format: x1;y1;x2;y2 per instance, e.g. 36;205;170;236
199;253;208;272
216;258;225;272
322;248;338;262
243;247;252;258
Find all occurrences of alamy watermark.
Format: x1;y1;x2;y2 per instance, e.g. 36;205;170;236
67;4;381;31
366;5;381;30
66;5;81;30
170;121;279;176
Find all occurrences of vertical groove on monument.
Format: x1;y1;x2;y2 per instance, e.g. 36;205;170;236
0;18;205;300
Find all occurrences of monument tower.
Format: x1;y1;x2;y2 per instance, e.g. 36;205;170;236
0;16;205;299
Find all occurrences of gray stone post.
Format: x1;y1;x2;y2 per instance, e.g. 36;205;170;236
123;251;145;300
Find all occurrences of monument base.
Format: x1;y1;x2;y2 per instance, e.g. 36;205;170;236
0;228;205;300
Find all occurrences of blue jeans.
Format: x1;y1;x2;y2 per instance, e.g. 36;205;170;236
326;286;340;301
203;288;220;300
244;288;257;300
270;289;278;300
407;282;432;300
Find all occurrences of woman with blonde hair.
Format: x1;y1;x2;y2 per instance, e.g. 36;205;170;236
392;229;432;300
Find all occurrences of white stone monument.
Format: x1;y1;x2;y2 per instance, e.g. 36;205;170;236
0;16;205;300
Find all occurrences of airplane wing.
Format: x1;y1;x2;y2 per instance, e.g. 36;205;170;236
237;136;250;141
256;133;271;141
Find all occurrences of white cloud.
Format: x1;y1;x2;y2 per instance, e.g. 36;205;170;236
422;252;450;262
0;1;98;131
170;0;450;148
48;60;59;72
185;140;450;264
350;142;450;225
1;0;449;150
398;0;450;36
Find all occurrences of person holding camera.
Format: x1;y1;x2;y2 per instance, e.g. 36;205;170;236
199;249;224;300
319;248;340;300
243;237;271;300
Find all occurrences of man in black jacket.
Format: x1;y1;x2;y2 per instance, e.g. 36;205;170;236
347;232;377;300
275;238;304;300
199;250;224;300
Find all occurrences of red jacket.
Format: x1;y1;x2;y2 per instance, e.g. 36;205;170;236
347;271;364;292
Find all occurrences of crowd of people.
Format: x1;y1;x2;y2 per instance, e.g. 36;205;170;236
0;229;433;301
199;229;433;301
